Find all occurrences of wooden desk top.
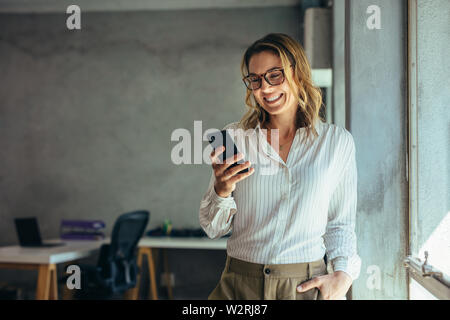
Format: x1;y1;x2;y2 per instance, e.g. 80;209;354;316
0;238;108;265
138;236;228;250
0;236;227;265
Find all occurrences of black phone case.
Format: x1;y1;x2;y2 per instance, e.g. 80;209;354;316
207;130;249;174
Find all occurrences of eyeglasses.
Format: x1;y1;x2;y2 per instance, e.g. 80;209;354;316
242;67;286;90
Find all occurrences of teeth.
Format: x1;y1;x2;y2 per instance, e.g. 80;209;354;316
266;94;281;102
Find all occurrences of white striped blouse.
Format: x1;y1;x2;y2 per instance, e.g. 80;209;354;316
199;119;361;281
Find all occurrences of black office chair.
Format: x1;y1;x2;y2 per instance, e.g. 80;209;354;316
73;210;149;299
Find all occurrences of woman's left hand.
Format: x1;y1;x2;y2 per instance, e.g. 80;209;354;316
296;271;352;300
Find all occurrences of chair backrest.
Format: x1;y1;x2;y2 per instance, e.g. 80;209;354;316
110;210;149;261
99;210;149;293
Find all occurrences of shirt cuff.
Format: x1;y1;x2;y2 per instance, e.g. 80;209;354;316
209;187;237;224
210;186;235;206
332;256;361;281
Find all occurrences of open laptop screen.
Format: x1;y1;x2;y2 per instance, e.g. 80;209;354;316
14;217;43;246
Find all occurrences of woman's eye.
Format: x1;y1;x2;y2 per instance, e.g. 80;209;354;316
269;73;281;79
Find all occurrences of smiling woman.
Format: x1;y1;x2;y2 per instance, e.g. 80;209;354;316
199;33;361;300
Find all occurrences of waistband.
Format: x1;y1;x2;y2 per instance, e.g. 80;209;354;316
225;255;326;279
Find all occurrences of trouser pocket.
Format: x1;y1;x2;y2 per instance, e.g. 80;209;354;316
295;285;320;300
295;259;328;300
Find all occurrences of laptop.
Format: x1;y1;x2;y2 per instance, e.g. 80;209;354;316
14;217;65;248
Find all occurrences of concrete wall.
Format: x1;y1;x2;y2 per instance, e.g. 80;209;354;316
332;0;345;128
409;0;450;299
345;0;408;299
0;7;302;299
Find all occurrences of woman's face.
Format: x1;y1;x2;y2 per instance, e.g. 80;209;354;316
248;50;298;118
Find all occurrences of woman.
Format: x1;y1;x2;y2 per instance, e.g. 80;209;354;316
199;33;361;300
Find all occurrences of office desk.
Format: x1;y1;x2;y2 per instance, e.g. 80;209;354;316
0;239;107;300
129;237;227;300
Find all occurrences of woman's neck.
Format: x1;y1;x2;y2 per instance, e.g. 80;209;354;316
265;120;296;139
264;110;302;138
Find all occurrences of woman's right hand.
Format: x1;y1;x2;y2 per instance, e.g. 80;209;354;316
210;146;255;198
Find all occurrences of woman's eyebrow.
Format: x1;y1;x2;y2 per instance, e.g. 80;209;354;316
248;66;282;75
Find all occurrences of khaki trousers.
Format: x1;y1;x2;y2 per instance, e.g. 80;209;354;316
208;255;328;300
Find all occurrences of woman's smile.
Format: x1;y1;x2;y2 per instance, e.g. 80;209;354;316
264;93;284;104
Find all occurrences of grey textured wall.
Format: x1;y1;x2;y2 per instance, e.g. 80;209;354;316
346;0;408;299
0;7;302;299
412;0;450;282
332;0;345;128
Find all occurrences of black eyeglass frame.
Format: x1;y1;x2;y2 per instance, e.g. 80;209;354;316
242;65;294;90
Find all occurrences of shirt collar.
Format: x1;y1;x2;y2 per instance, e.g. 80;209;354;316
256;118;323;135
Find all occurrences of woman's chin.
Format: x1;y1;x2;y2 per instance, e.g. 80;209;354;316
264;103;287;115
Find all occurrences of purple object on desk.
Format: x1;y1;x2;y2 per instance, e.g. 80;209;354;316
61;220;106;229
60;220;106;241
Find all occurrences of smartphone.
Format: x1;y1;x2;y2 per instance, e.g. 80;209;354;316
207;130;249;174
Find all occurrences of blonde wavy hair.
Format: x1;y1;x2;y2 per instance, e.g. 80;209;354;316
239;33;325;143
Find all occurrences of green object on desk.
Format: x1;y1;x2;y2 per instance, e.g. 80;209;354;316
162;219;172;236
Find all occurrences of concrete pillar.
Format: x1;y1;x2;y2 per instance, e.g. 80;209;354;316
345;0;408;299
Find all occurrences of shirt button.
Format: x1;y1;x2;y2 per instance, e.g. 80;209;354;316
265;268;271;275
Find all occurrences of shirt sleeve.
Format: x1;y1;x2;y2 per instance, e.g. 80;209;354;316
198;170;237;239
323;132;362;281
